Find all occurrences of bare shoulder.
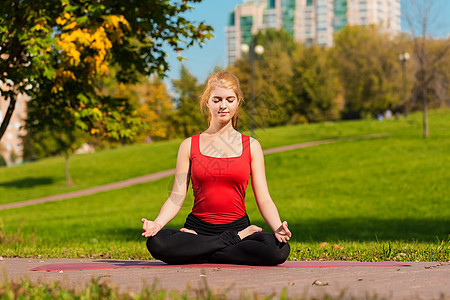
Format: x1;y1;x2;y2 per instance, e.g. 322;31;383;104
178;137;192;158
249;137;263;159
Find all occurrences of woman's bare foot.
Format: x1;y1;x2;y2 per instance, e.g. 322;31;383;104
238;225;263;240
180;228;198;235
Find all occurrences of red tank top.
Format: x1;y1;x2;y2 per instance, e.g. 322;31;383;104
190;133;252;224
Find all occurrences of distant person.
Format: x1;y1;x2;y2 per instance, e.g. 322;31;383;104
141;71;291;265
384;109;393;120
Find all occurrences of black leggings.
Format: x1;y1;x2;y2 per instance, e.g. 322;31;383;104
146;214;290;266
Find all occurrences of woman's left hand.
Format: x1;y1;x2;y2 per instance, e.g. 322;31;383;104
274;221;291;243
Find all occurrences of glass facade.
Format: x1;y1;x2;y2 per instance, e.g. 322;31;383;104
281;0;296;35
226;0;400;64
228;10;235;26
240;16;254;45
333;0;347;30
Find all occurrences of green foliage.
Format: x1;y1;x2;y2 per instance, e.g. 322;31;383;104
228;26;448;125
135;76;176;141
230;29;295;129
409;38;450;111
0;155;7;167
0;0;213;140
230;29;342;126
23;126;87;160
171;65;206;137
333;25;406;119
289;44;342;122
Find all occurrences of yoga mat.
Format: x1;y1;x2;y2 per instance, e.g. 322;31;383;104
31;260;411;271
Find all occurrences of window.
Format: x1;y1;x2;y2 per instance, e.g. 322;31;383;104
228;11;235;26
240;16;253;45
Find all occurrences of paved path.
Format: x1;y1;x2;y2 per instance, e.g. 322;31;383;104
1;258;449;299
0;133;388;211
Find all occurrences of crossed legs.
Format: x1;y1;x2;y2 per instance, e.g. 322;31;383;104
146;228;290;266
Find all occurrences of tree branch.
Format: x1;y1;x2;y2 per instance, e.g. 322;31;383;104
0;92;17;141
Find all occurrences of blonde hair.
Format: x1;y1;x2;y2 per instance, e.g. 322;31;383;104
200;71;244;129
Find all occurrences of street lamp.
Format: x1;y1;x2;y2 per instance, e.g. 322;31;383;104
241;40;264;138
399;52;410;118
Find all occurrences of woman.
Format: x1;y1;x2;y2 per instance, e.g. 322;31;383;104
141;71;291;265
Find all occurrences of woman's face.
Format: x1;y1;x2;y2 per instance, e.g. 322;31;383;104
207;86;239;125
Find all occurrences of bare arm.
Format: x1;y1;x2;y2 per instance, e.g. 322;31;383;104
250;138;291;243
142;138;191;237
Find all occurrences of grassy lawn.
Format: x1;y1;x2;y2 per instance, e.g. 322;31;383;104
0;109;449;261
0;110;418;205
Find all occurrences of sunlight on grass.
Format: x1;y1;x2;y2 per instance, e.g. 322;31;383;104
0;109;449;261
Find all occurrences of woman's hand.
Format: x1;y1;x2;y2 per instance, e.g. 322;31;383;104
141;218;162;237
274;221;291;243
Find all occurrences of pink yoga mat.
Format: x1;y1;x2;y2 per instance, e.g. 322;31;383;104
30;260;411;271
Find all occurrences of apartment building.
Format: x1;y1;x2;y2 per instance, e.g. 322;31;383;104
226;0;401;64
0;90;28;165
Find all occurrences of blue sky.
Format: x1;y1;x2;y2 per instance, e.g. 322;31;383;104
163;0;450;90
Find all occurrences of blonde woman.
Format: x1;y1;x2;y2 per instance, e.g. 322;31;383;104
142;71;291;265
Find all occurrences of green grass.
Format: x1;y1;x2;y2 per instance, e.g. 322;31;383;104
0;109;449;261
0;110;421;205
0;277;393;300
0;277;235;300
0;139;181;204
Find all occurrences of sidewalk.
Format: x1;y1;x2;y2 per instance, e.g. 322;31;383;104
2;258;449;299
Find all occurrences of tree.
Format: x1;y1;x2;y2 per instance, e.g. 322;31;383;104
289;44;343;122
0;0;213;140
171;65;205;137
333;25;405;119
135;76;175;142
229;29;296;130
404;0;450;138
0;1;55;140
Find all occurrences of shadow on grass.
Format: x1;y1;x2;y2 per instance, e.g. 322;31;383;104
0;177;54;188
108;217;449;243
286;217;450;243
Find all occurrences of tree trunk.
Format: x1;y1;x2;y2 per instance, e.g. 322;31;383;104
65;153;73;187
0;93;17;141
422;64;429;138
423;90;428;138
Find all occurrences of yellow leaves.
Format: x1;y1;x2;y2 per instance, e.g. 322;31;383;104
92;107;102;119
90;128;100;135
56;17;66;26
56;12;72;26
102;15;130;44
103;15;130;30
63;22;77;30
55;13;128;80
52;12;130;91
52;70;76;93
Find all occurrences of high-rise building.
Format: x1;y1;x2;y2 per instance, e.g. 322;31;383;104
226;0;401;64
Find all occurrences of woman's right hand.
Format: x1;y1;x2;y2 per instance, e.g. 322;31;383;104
141;218;162;237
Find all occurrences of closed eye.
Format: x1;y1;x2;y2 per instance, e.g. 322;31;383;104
212;96;236;103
